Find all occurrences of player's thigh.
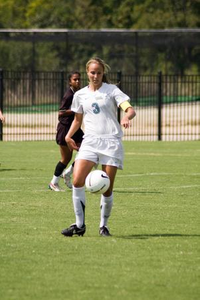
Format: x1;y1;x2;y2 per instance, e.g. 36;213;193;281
73;159;96;187
102;165;118;195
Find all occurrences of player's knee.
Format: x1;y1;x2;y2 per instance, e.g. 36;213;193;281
73;177;85;188
103;187;113;197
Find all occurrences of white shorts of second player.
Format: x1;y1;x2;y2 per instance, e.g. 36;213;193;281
75;136;124;169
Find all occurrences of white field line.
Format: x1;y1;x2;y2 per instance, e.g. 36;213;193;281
0;173;200;181
0;185;200;193
170;185;200;189
0;189;65;192
0;173;199;192
117;173;200;177
114;185;200;190
126;152;198;157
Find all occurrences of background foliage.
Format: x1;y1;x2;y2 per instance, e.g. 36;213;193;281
0;0;199;29
0;0;199;73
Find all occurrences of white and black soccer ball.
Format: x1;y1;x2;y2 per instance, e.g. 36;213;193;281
85;170;110;194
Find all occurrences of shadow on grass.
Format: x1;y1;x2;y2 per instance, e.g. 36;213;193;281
119;233;200;239
0;168;26;172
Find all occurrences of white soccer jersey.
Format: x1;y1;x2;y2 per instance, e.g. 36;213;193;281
71;82;130;138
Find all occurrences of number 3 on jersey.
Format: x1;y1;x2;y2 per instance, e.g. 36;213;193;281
92;102;100;114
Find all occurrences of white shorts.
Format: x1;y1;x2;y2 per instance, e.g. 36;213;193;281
75;136;124;169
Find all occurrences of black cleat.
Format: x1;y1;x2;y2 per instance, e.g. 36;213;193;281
99;226;111;237
61;224;86;237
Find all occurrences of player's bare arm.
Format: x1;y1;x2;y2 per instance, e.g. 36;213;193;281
120;107;136;129
58;109;74;117
65;113;83;151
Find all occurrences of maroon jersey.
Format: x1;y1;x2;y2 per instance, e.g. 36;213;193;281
58;87;75;126
56;87;84;146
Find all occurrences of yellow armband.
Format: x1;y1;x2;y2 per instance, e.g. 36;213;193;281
120;101;132;112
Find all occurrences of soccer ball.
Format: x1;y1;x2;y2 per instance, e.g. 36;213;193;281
85;170;110;194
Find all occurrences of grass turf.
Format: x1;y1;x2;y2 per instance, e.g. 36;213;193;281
0;141;200;300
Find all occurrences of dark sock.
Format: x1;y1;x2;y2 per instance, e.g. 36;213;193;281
54;161;66;177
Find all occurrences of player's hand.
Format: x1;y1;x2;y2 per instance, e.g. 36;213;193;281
0;115;5;123
65;137;79;151
120;115;131;129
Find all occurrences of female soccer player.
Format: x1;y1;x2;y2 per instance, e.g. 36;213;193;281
49;71;84;191
61;57;136;236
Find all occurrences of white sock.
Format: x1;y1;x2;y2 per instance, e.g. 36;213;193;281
63;164;73;176
51;175;60;185
100;194;113;228
73;186;86;228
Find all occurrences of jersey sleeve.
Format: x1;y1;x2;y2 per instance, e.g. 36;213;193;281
112;85;130;107
71;93;83;114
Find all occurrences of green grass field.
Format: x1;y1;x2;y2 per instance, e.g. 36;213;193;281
0;141;200;300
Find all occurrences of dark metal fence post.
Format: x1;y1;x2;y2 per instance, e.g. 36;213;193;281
134;32;139;76
117;70;122;123
158;71;162;141
31;32;36;106
31;71;36;106
60;70;64;102
0;69;3;141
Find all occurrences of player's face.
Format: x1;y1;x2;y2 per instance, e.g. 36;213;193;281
87;63;104;89
69;74;81;91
